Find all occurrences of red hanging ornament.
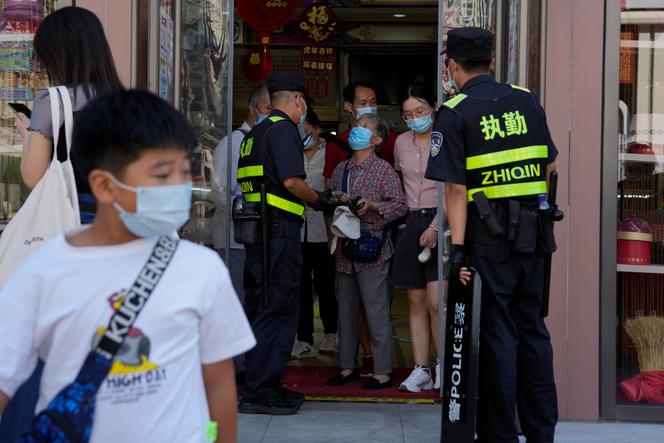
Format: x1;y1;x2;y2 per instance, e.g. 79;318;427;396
236;0;299;33
241;47;273;83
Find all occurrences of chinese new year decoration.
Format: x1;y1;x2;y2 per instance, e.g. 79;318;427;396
242;47;273;83
620;32;635;85
301;45;335;72
235;0;299;32
301;45;335;98
297;5;340;43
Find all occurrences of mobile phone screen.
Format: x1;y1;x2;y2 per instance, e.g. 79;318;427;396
8;103;31;118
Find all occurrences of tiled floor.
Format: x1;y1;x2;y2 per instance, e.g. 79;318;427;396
238;401;664;443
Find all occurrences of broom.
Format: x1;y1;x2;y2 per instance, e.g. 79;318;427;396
624;316;664;372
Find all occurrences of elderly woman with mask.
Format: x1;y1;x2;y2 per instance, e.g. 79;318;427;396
325;114;406;390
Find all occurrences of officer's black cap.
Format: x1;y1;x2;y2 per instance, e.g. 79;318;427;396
443;27;493;61
267;72;307;95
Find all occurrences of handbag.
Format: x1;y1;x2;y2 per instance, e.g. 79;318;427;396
21;236;179;443
0;86;80;286
339;160;386;263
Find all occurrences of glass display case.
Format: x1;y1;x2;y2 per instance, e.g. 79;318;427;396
611;1;664;416
177;0;232;247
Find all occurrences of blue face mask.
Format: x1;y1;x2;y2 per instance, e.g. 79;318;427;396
349;126;374;151
355;107;378;118
407;115;434;134
446;65;459;95
108;174;192;238
256;113;268;124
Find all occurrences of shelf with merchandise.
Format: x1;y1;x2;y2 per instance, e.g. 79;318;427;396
620;153;664;164
618;264;664;274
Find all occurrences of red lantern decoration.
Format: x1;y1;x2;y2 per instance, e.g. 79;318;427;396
236;0;299;32
241;47;273;83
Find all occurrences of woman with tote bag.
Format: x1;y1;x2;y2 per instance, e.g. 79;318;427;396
0;7;122;442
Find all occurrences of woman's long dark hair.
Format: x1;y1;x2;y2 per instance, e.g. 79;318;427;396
34;7;123;98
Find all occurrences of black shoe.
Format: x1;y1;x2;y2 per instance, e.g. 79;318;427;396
273;384;305;405
326;370;360;386
363;377;393;390
238;397;299;415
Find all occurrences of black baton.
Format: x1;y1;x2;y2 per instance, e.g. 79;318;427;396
261;184;270;308
541;171;563;318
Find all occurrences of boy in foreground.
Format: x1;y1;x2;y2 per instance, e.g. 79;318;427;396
0;90;256;442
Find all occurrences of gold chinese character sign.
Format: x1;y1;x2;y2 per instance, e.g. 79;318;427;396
297;5;340;43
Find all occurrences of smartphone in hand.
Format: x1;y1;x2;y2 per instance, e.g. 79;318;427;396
8;103;31;118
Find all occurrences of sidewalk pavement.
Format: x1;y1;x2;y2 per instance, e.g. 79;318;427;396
238;401;664;443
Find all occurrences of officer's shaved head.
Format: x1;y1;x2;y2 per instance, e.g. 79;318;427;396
270;91;296;106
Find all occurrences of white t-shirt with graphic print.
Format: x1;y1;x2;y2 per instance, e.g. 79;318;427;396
0;233;256;443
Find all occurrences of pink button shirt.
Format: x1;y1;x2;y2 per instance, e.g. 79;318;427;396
394;131;439;209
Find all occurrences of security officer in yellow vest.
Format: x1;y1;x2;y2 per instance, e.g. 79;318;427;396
237;73;330;416
425;28;558;442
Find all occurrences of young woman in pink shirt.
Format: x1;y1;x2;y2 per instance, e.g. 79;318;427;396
393;82;442;393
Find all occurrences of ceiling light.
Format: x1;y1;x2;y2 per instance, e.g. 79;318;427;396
393;13;407;18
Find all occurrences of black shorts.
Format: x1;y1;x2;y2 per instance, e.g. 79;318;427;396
392;208;438;289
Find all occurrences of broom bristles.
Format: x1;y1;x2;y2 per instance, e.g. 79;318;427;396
624;316;664;372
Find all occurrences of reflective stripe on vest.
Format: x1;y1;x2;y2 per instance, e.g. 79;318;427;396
443;93;468;109
237;165;264;179
467;181;547;202
269;116;287;123
510;84;530;93
466;145;548;171
244;192;305;217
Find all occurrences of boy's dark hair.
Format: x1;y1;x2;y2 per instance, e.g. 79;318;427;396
343;81;378;104
72;90;198;180
305;109;320;127
401;80;437;109
34;7;123;99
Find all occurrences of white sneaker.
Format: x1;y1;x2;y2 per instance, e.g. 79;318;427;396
318;333;338;354
399;366;434;393
434;359;441;390
290;340;318;359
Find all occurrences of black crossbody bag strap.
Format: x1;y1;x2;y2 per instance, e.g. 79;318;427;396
94;236;179;361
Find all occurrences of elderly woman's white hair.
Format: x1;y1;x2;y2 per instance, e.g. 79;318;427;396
358;113;389;148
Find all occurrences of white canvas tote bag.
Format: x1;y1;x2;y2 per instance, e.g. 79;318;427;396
0;86;81;285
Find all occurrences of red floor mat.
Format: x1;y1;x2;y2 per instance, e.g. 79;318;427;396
281;366;440;403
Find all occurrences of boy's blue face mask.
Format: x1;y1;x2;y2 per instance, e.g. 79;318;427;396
256;113;268;124
349;126;374;151
108;173;192;238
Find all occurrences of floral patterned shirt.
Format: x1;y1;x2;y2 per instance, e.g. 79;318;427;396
329;153;407;274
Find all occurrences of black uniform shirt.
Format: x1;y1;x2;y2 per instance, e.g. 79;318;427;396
262;109;306;192
425;75;558;186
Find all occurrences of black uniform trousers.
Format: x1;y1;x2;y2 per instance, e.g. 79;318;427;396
298;242;337;343
467;214;558;443
243;217;302;402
